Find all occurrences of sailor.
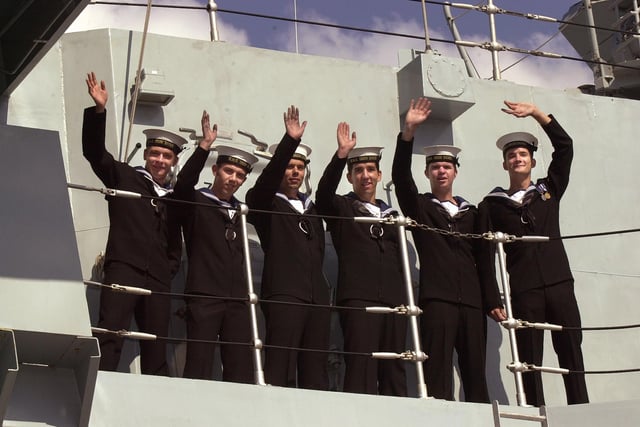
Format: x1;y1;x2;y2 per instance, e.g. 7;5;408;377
479;100;589;406
391;97;499;402
246;105;331;390
316;123;407;396
83;72;185;375
172;111;258;382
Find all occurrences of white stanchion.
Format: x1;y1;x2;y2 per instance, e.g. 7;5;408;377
494;231;528;407
239;203;266;386
355;215;428;398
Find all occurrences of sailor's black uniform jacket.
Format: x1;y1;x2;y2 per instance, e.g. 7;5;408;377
392;133;498;312
246;134;329;304
316;154;405;306
479;116;574;304
172;146;246;297
82;107;180;287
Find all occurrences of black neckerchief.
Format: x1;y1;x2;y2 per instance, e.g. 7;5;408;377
345;192;397;248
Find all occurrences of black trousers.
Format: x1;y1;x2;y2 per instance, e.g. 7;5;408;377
262;295;331;390
512;281;589;406
182;298;254;383
96;261;169;375
420;300;490;403
339;299;407;396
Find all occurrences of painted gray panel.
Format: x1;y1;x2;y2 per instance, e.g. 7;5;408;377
0;124;82;281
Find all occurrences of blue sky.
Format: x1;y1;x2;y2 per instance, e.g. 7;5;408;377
67;1;592;89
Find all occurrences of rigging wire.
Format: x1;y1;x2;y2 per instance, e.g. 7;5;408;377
88;1;640;74
92;326;640;373
551;228;640;240
572;269;640;279
500;30;562;74
92;0;640;39
93;328;396;359
88;277;640;333
84;280;403;314
410;0;640;38
68;182;640;246
122;0;153;162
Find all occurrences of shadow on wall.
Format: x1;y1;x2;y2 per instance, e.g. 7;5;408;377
0;96;8;124
485;320;509;403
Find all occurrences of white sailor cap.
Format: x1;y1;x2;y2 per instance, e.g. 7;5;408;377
347;147;383;165
268;143;312;164
214;145;259;173
424;145;461;166
496;131;538;153
143;128;188;155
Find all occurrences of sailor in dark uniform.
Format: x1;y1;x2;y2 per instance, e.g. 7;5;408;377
316;122;407;396
479;100;589;406
246;106;331;390
392;97;499;402
83;72;184;375
172;111;258;382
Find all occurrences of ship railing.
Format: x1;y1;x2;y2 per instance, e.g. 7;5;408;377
492;401;549;427
75;183;430;396
71;182;640;405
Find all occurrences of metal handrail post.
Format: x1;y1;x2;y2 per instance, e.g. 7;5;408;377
583;0;611;89
487;0;502;80
420;0;432;52
396;216;428;398
293;0;300;54
443;5;479;78
239;203;266;385
207;0;220;41
495;233;527;406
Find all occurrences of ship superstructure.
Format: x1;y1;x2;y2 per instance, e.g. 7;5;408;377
1;1;640;425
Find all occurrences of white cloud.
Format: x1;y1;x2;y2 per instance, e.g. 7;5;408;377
446;31;594;90
270;9;593;90
66;3;250;45
273;11;425;67
66;3;593;90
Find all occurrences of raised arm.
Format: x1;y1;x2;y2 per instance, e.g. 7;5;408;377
542;117;573;199
173;111;217;200
247;105;306;210
502;101;572;198
336;121;356;159
86;72;108;114
199;109;218;151
393;98;432;217
501;100;551;126
315;122;356;214
284;105;307;141
82;72;117;185
401;97;432;142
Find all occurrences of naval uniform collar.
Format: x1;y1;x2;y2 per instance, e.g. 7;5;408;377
275;191;313;214
197;187;240;208
486;183;536;205
135;166;173;197
346;191;396;218
426;193;472;209
198;187;241;219
426;193;471;217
